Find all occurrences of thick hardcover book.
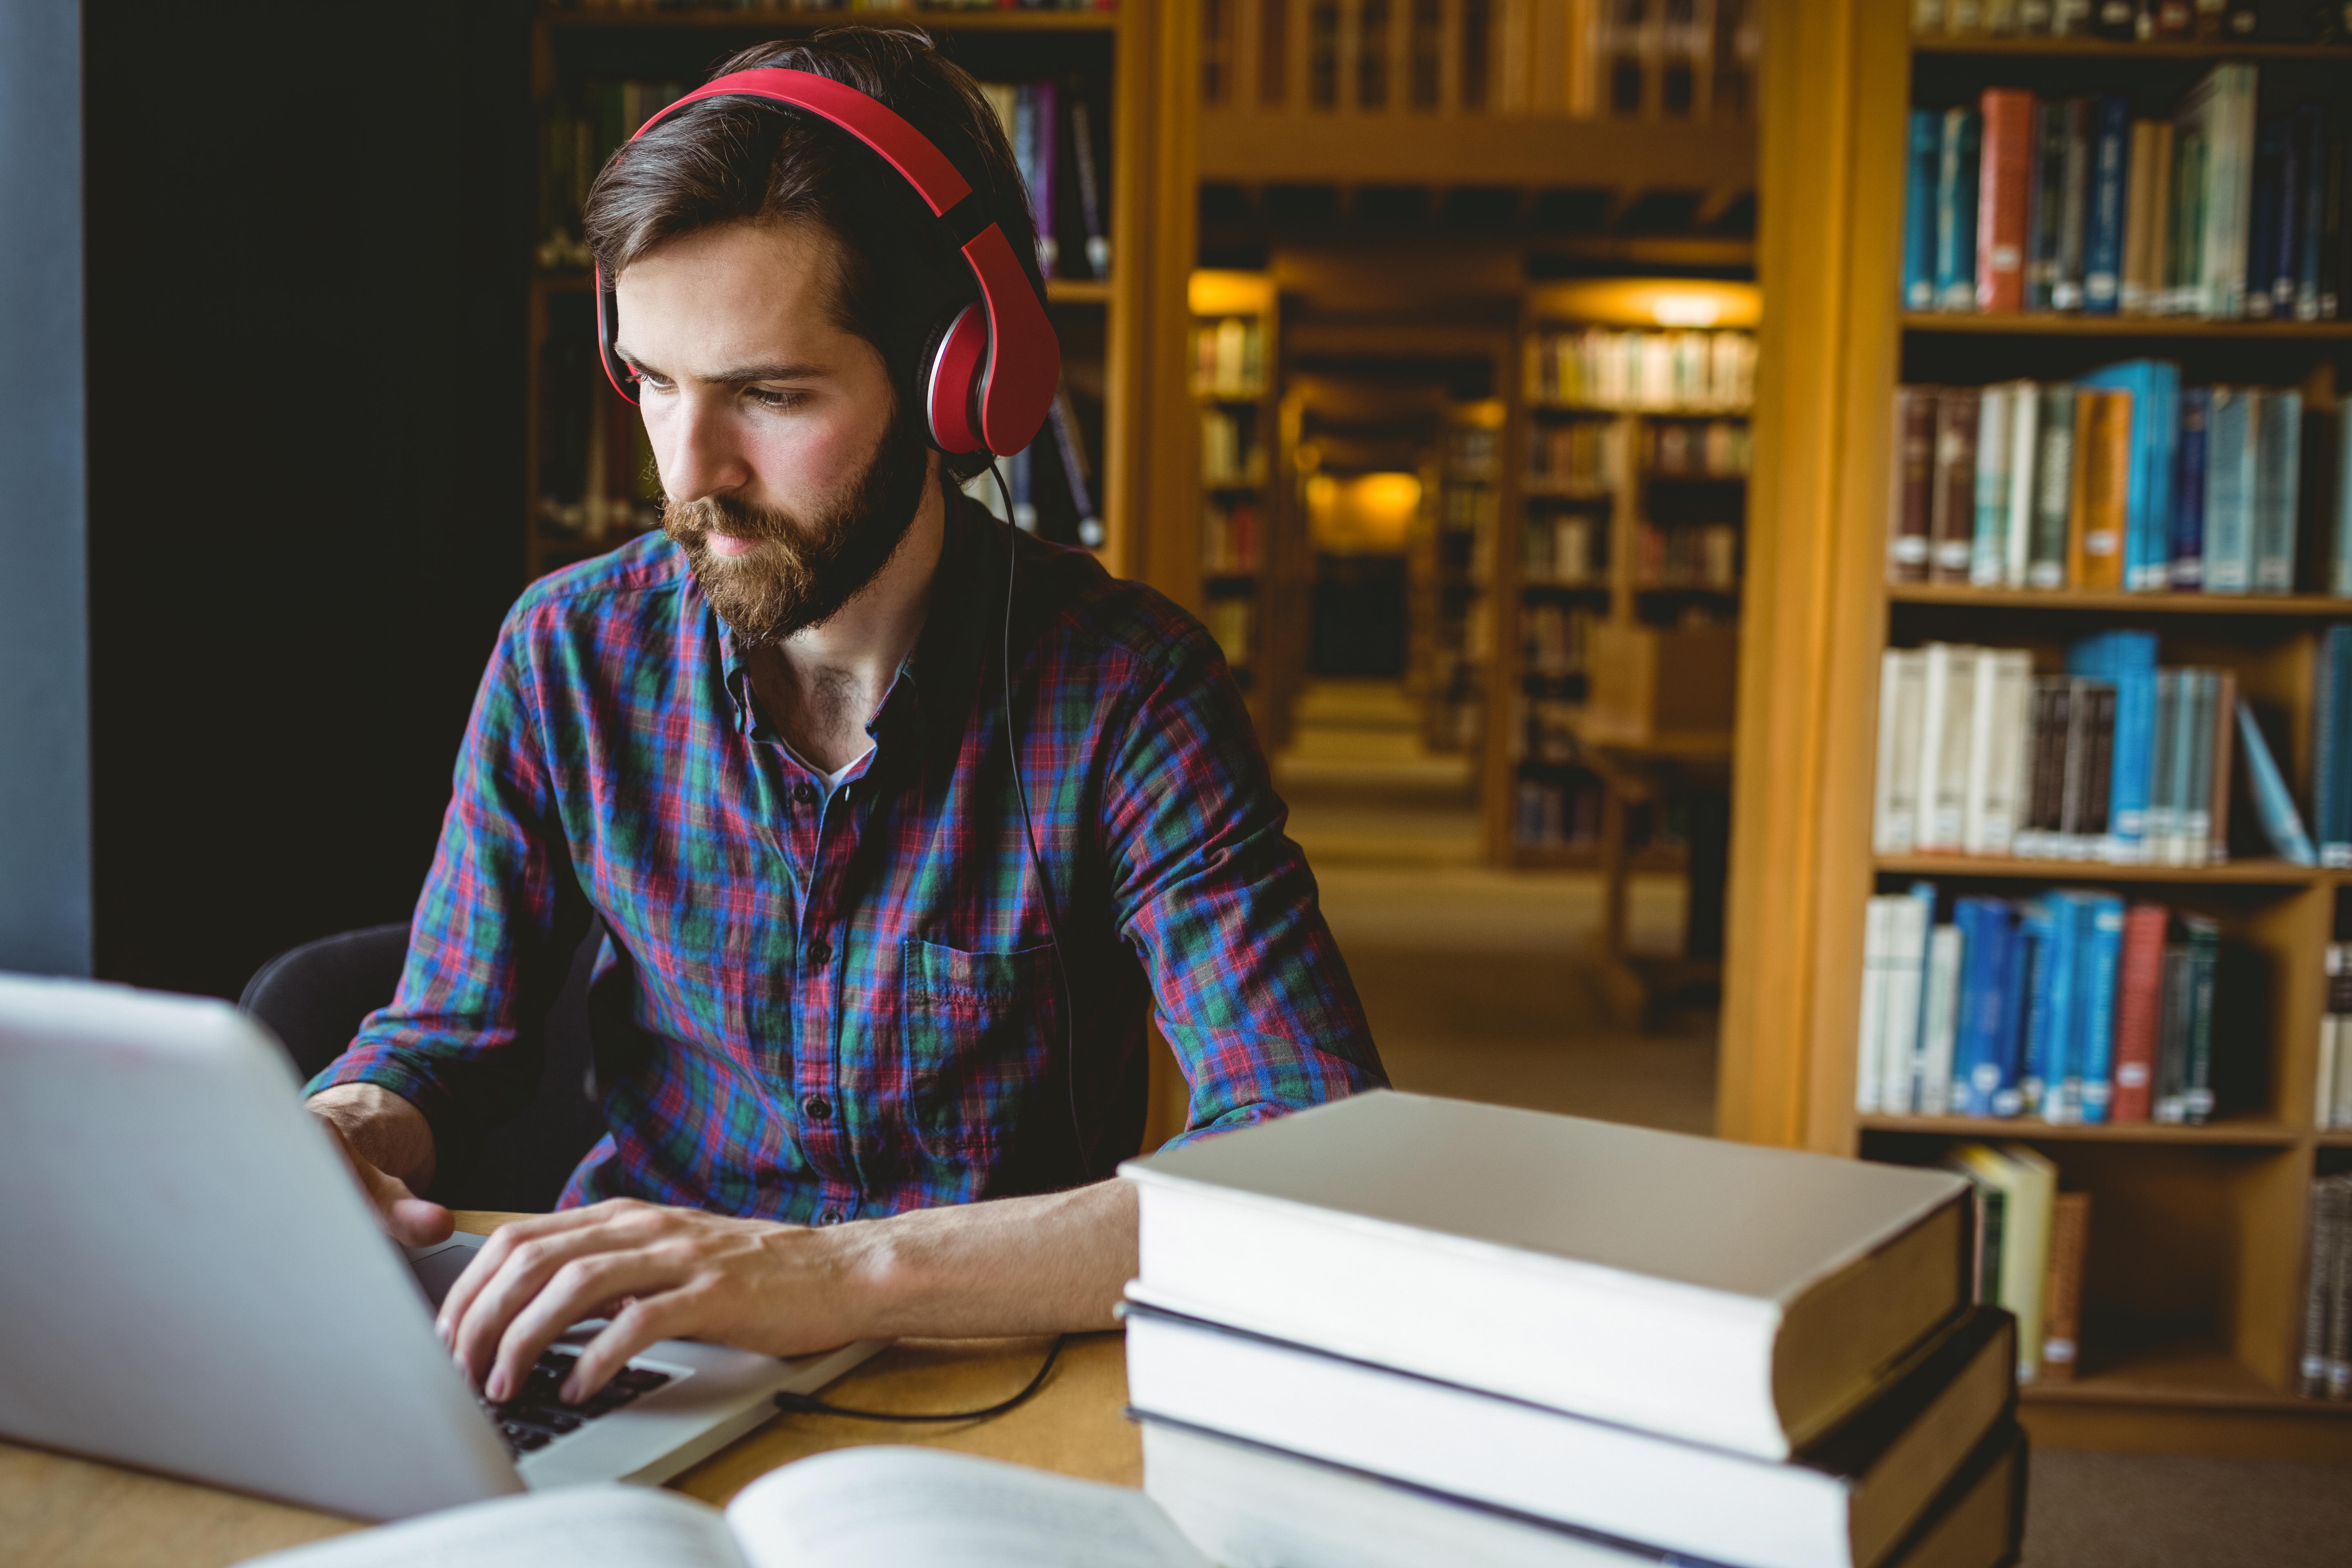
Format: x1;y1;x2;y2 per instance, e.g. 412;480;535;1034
2174;669;2214;863
2143;120;2177;312
1138;1416;2032;1568
1965;650;2034;856
1929;391;1982;583
1919;643;1980;853
2155;944;2194;1122
1977;90;2037;312
1120;1092;1975;1462
2083;94;2132;313
2208;668;2238;862
2250;390;2303;593
2017;677;2064;857
1954;898;2025;1117
2051;98;2092;312
2066;390;2131;591
2147;670;2181;854
2178;913;2223;1123
2248;115;2283;320
2172;387;2209;588
1937;110;1986;312
1069;95;1109;278
2000;381;2041;586
2039;1193;2092;1383
2203;388;2256;592
1881;890;1936;1116
2078;681;2119;851
1858;898;1900;1115
2110;904;2169;1121
2068;630;2156;860
1889;388;1936;583
2078;359;2180;592
2016;899;2069;1116
1875;649;1930;853
1949;1145;2056;1382
2120;120;2160;314
2318;626;2351;868
2072;894;2127;1122
1921;924;1965;1116
2026;99;2065;310
2238;698;2319;864
1969;383;2013;585
2292;105;2323;318
1904;109;1945;310
2302;1177;2346;1396
2028;387;2078;588
1124;1304;2018;1568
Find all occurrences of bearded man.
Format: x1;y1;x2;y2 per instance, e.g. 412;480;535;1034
301;27;1384;1411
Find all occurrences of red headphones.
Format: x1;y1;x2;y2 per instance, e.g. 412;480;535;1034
593;67;1061;459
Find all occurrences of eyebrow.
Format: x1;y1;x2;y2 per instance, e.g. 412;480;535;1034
612;349;832;386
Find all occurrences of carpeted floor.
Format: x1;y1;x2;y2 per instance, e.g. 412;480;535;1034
1272;678;2352;1568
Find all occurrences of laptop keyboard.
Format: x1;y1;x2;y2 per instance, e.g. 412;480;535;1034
483;1347;673;1457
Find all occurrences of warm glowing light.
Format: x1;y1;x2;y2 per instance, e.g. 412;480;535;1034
1307;470;1421;555
1649;293;1724;327
1525;279;1761;329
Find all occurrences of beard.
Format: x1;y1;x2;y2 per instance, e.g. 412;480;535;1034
662;401;932;646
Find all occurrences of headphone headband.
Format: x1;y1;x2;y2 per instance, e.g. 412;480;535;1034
593;66;1060;458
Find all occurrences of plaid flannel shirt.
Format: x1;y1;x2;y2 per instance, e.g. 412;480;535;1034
310;499;1384;1223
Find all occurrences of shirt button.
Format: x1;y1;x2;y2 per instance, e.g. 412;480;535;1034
803;1095;832;1121
815;1207;844;1227
792;782;818;806
806;938;833;966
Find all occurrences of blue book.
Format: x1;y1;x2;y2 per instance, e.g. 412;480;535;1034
2016;899;2069;1120
2203;389;2256;594
2082;94;2132;315
1953;897;2021;1118
2072;894;2127;1124
2236;699;2319;866
2318;626;2352;867
2173;388;2210;590
2334;408;2352;597
1903;109;1942;311
1936;109;1983;313
2080;360;2181;592
2249;117;2284;321
2067;630;2159;861
1988;913;2030;1119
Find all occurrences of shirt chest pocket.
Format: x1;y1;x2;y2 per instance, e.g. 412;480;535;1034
899;939;1060;1155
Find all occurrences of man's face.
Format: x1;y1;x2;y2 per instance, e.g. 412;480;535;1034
613;218;931;644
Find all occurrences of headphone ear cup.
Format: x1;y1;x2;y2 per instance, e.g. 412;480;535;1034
922;302;989;456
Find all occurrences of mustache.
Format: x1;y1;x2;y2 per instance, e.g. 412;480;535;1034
663;493;802;547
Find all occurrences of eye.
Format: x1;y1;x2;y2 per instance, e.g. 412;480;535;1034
630;369;672;393
748;388;806;412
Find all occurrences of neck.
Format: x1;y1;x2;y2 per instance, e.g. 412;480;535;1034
741;460;949;773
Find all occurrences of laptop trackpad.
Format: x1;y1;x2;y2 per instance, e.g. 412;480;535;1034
405;1232;489;1310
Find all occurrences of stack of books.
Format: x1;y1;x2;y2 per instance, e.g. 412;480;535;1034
1885;370;2343;598
1858;881;2224;1127
1902;67;2341;321
1872;632;2322;869
1119;1092;2027;1568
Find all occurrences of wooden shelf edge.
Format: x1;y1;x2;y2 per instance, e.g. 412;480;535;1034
1858;1113;2303;1145
1048;278;1115;305
1872;853;2319;885
1911;35;2352;60
1887;584;2352;615
1900;310;2352;338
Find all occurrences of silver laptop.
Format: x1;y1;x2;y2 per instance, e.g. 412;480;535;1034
0;973;885;1521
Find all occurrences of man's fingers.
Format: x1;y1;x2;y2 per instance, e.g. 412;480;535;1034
447;1216;648;1391
317;1112;452;1245
565;1292;695;1405
489;1253;685;1404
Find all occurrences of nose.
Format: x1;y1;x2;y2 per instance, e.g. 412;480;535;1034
656;389;750;506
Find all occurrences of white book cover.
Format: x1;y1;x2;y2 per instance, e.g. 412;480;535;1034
1918;924;1964;1116
1874;650;1929;854
1122;1092;1970;1462
1964;651;2031;855
1918;644;1978;852
2002;381;2039;588
2174;669;2214;864
2146;670;2180;858
1855;896;1899;1114
1880;896;1931;1116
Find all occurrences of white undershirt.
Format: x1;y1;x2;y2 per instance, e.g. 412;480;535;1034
781;739;873;807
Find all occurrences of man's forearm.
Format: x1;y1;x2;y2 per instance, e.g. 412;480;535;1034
307;1083;438;1190
832;1178;1137;1338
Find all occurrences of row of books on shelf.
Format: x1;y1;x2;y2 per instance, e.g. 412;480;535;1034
1199;407;1266;488
1638;521;1741;590
2305;1174;2352;1401
1200;498;1258;574
1904;69;2342;321
1441;479;1501;532
1911;0;2325;42
1857;882;2223;1125
988;385;1103;546
536;74;1108;280
1940;1145;2087;1388
1523;328;1756;412
1190;315;1265;400
1871;635;2303;867
1525;601;1598;676
1525;418;1754;490
538;338;664;539
1526;419;1628;491
1125;1095;2022;1568
1523;514;1604;585
1444;422;1502;481
1649;417;1754;477
1886;370;2343;595
1516;771;1605;849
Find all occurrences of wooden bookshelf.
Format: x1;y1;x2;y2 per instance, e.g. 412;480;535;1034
520;2;1195;587
1724;0;2352;1459
1414;401;1508;760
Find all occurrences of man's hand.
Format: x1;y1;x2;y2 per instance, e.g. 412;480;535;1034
307;1084;453;1248
437;1180;1136;1407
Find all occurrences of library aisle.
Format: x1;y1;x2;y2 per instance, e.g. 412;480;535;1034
1275;679;1717;1136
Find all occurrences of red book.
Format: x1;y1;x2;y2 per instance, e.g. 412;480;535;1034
2109;902;2170;1122
1977;89;2036;314
1888;388;1936;584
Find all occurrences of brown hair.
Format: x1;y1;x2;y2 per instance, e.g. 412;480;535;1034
584;28;1040;476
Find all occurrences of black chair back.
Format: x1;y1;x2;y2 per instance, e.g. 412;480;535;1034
239;923;610;1214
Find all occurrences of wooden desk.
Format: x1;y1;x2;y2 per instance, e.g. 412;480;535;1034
0;1213;1138;1568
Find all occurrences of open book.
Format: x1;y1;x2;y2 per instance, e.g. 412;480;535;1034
241;1448;1208;1568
